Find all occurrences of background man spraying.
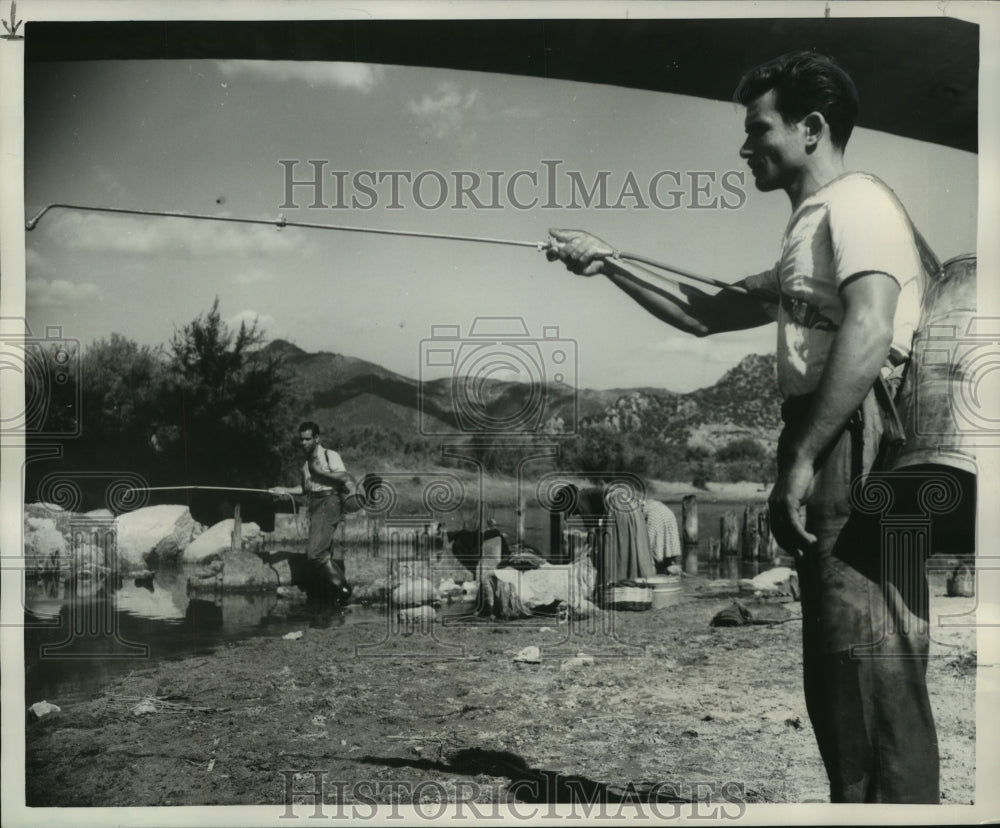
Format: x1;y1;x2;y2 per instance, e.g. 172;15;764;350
548;51;939;803
270;421;353;604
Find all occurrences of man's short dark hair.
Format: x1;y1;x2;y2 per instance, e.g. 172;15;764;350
734;51;860;150
299;421;320;436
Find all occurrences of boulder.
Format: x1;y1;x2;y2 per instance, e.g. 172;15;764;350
186;548;284;593
182;519;262;564
24;516;68;571
25;503;73;536
116;506;201;570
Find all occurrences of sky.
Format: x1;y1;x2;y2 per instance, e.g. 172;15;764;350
24;56;978;392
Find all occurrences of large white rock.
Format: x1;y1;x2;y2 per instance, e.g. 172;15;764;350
24;516;68;569
116;505;200;570
25;503;73;537
182;518;262;564
186;548;283;592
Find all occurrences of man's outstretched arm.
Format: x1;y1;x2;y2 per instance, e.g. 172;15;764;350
547;229;774;336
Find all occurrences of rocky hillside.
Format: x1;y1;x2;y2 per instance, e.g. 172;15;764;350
588;353;782;451
267;340;781;453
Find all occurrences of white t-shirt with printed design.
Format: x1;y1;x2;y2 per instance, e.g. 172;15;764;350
744;173;926;400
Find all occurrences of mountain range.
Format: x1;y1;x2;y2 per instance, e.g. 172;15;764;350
265;340;783;452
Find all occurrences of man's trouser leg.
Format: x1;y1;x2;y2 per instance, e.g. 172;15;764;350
307;494;349;599
788;392;939;803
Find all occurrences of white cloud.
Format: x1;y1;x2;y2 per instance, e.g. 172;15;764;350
216;60;382;93
50;211;301;257
226;310;280;338
643;329;772;362
406;83;481;140
26;277;101;308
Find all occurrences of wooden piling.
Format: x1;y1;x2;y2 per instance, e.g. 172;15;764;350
722;554;741;582
681;495;699;575
231;503;242;553
742;504;760;561
756;506;772;563
708;538;721;562
550;509;567;564
720;510;740;556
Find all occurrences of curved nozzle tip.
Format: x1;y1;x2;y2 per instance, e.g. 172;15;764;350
25;204;52;231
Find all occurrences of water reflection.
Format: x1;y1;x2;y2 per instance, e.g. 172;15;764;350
22;573;321;705
702;558;769;582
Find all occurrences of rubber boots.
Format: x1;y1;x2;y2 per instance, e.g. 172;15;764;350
315;555;351;605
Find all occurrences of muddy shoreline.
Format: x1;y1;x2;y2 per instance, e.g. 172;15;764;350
24;572;976;809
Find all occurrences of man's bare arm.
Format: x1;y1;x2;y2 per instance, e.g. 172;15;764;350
604;258;774;336
548;229;773;336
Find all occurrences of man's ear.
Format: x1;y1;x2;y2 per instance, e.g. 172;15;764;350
802;112;826;147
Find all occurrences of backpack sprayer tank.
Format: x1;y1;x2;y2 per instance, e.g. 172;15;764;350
885;253;978;560
889;253;979;476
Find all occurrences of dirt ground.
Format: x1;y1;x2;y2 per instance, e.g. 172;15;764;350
24;571;976;810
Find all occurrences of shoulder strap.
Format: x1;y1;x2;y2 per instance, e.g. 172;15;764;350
859;173;942;281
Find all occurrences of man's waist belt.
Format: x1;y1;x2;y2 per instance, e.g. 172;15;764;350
309;489;336;499
779;293;839;332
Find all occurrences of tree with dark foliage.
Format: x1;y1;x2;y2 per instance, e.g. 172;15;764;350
159;298;299;489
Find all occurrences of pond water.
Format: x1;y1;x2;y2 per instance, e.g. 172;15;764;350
23;499;781;708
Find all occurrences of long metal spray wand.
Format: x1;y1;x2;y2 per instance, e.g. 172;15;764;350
125;485;299;512
25;202;762;298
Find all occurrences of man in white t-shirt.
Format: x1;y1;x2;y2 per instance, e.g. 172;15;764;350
270;420;353;603
548;51;938;803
